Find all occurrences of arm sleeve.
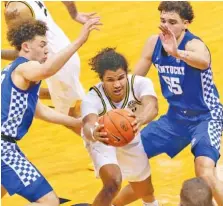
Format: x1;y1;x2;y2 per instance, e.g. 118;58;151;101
133;75;157;100
81;89;104;119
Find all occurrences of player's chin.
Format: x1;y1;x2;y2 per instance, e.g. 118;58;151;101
41;57;48;63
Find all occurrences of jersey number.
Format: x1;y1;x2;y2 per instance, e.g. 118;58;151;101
162;76;183;95
35;1;47;16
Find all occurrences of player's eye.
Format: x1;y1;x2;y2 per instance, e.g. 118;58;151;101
160;19;166;23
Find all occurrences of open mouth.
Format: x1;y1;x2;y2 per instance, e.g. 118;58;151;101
113;89;122;95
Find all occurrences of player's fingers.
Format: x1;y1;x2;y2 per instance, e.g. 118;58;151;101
90;26;100;31
88;12;97;16
95;124;104;132
159;33;165;42
97;137;109;143
158;25;165;32
98;131;107;137
159;25;167;34
85;18;101;27
131;119;138;127
160;24;168;32
133;126;138;133
128;113;136;118
133;123;140;133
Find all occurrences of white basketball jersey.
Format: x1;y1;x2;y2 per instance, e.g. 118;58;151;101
90;75;144;117
23;1;71;56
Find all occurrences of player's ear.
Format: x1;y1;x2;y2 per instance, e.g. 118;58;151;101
183;20;189;30
21;42;30;52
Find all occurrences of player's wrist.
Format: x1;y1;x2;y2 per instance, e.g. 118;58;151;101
90;122;99;142
176;49;189;59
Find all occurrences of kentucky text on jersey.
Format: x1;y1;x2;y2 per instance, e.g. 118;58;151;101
155;64;185;75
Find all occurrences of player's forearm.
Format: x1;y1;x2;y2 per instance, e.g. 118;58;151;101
83;123;96;141
36;103;82;128
175;50;209;70
62;1;77;19
140;102;158;125
1;49;18;61
42;39;84;77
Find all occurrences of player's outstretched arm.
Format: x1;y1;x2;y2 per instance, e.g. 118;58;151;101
18;18;101;82
159;25;210;70
62;1;99;24
35;100;82;129
134;35;158;76
1;49;18;61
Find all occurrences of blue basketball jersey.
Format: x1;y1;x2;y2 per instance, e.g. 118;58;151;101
152;30;222;120
1;57;41;140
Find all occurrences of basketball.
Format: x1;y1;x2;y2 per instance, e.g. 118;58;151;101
99;109;135;147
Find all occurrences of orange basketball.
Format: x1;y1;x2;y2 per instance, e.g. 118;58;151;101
99;109;135;147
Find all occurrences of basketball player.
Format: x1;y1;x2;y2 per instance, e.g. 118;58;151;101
180;177;214;206
81;48;159;206
1;19;100;205
2;1;99;116
117;1;223;205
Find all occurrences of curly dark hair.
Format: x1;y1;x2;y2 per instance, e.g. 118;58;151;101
89;47;128;80
7;20;48;51
158;1;194;23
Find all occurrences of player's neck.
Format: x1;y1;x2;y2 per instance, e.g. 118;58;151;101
176;30;186;46
18;51;32;61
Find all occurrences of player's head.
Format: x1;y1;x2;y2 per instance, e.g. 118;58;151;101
89;47;129;102
158;1;194;39
7;20;48;63
180;177;213;206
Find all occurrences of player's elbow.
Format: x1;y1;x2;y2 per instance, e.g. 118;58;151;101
199;60;210;70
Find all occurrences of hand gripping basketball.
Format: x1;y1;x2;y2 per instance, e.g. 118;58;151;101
99;109;136;147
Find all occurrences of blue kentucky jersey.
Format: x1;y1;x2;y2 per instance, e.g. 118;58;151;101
152;30;222;120
1;57;41;140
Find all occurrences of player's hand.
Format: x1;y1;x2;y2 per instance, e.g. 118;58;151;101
159;25;178;57
92;124;109;144
78;18;102;44
75;12;100;24
128;112;144;134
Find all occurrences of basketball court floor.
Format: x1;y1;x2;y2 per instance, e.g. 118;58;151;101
1;2;223;205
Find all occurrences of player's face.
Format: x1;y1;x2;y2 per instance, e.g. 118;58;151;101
160;11;189;39
102;68;128;103
26;35;48;63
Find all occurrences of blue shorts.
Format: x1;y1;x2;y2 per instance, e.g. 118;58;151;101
1;140;53;202
141;115;222;164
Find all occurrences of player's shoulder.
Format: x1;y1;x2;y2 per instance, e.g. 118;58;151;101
85;84;103;100
141;35;159;58
129;74;153;88
186;38;206;50
145;34;159;47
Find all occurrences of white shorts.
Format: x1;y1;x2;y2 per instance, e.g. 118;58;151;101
46;52;85;114
84;134;151;182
